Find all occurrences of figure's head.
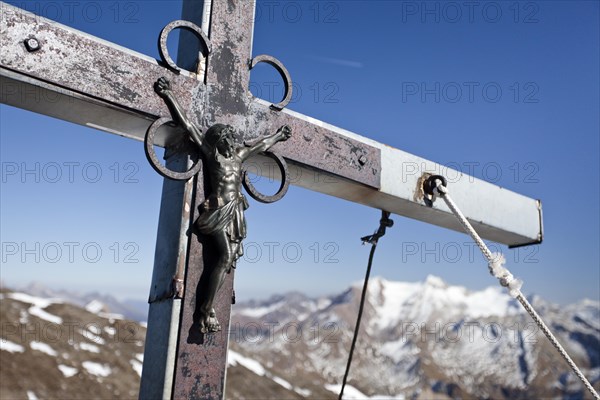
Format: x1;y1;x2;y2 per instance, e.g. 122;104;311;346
205;124;235;157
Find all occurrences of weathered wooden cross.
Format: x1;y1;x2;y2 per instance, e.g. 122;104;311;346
1;1;542;399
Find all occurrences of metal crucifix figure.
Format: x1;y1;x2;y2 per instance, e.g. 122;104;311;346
152;77;291;333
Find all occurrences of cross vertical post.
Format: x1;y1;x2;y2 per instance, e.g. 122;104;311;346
141;1;238;398
169;2;257;397
139;147;195;399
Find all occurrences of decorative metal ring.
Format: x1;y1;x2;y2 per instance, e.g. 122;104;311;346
242;152;290;203
159;20;212;73
144;117;202;181
250;54;292;110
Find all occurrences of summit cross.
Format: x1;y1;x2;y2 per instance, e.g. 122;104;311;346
0;1;542;399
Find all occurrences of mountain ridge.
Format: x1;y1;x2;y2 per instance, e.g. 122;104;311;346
231;275;600;399
1;276;598;399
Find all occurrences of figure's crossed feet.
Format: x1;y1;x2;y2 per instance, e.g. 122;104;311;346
199;308;221;334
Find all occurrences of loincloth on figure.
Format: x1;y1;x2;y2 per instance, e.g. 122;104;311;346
195;194;249;269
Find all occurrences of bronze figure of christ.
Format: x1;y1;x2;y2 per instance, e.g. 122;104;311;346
154;77;292;333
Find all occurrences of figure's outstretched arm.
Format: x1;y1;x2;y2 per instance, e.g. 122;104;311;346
154;77;204;148
239;125;292;161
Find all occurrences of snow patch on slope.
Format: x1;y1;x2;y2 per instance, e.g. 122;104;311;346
238;301;285;318
325;383;406;399
58;364;78;378
228;350;266;375
82;361;112;377
80;342;100;353
26;391;39;400
130;359;143;377
29;307;63;324
0;339;25;353
228;350;312;396
79;328;106;345
85;300;105;314
7;292;64;324
30;341;58;357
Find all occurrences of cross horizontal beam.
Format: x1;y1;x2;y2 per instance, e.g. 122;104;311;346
0;2;197;146
0;2;542;247
272;104;542;247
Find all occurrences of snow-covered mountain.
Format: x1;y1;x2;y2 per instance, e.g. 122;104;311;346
230;275;600;399
1;277;598;399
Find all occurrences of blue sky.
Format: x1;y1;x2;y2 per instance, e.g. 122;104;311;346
1;1;598;305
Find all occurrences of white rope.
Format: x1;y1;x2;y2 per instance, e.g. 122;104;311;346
433;179;599;400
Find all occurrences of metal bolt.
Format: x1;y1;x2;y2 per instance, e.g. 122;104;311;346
24;37;40;52
358;155;367;166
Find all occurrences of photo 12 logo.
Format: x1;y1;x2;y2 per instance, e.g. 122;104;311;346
242;241;340;264
229;1;340;24
400;2;540;24
249;81;340;105
228;321;340;344
1;241;140;264
401;82;540;104
400;241;539;264
1;82;76;105
1;161;140;184
399;321;540;344
400;161;540;185
2;2;141;24
1;321;143;345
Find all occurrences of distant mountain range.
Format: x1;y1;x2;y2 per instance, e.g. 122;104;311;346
11;281;149;322
1;277;598;399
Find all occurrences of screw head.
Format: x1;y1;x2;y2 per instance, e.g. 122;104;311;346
24;37;40;52
358;155;367;166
